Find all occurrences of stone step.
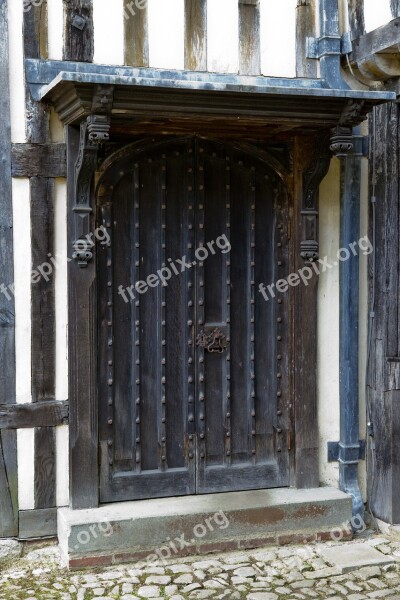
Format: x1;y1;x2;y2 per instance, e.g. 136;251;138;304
58;486;352;569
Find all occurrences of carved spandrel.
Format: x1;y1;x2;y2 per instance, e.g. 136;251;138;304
73;114;111;268
301;133;331;265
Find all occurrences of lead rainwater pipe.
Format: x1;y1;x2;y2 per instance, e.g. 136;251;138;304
319;0;363;518
338;126;364;520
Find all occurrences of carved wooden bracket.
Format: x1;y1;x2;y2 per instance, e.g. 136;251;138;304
73;85;114;267
301;133;331;264
330;100;365;158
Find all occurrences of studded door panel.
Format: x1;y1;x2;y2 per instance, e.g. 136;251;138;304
98;138;290;502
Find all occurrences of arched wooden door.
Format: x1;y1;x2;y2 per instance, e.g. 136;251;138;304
97;137;291;502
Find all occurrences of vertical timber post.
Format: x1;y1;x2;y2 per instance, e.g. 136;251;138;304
24;0;58;511
185;0;207;72
296;0;317;78
238;0;261;76
0;0;18;537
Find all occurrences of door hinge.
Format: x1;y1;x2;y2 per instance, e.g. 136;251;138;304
287;219;292;241
98;445;102;465
288;430;292;451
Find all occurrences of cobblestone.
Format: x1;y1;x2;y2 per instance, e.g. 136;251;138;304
3;534;400;598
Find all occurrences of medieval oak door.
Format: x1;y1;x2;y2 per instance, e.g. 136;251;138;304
97;137;291;503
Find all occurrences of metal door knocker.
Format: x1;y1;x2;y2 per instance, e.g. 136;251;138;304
196;327;228;354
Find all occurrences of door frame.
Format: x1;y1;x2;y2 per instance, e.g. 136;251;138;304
67;126;331;509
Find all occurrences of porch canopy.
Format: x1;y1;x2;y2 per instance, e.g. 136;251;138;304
26;59;394;138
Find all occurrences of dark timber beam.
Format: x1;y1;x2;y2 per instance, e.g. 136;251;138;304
67;125;99;509
0;401;69;429
293;132;331;488
0;0;18;538
24;0;57;512
12;143;67;178
63;0;94;62
19;507;57;539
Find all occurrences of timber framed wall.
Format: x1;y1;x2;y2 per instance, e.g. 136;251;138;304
2;0;392;537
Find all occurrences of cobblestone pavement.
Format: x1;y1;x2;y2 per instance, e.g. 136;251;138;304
2;535;400;600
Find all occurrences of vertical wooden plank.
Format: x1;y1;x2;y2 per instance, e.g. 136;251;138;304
184;0;207;71
31;178;56;509
30;178;55;402
138;160;162;471
348;0;365;40
67;126;99;509
293;133;330;489
63;0;94;62
239;0;261;76
24;0;57;511
296;0;318;78
0;0;18;537
124;0;149;66
24;1;50;144
367;102;400;523
23;0;48;60
230;161;252;461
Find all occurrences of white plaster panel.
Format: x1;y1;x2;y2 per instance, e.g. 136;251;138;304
50;109;65;143
260;0;296;78
318;158;340;489
207;0;239;73
54;179;68;403
148;0;184;70
47;0;64;60
94;0;125;65
364;0;392;33
12;178;32;405
17;429;35;510
56;425;70;507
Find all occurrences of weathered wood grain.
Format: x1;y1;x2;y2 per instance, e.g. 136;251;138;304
23;0;48;60
367;101;400;523
31;176;57;509
124;0;149;67
67;125;99;509
0;401;69;429
64;0;94;62
24;0;50;143
0;0;18;538
31;177;55;403
24;0;58;513
12;144;67;178
184;0;207;71
293;133;330;488
19;507;57;539
34;427;56;508
239;0;260;76
296;0;318;78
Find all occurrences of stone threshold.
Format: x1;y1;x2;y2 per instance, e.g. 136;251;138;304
58;487;352;569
